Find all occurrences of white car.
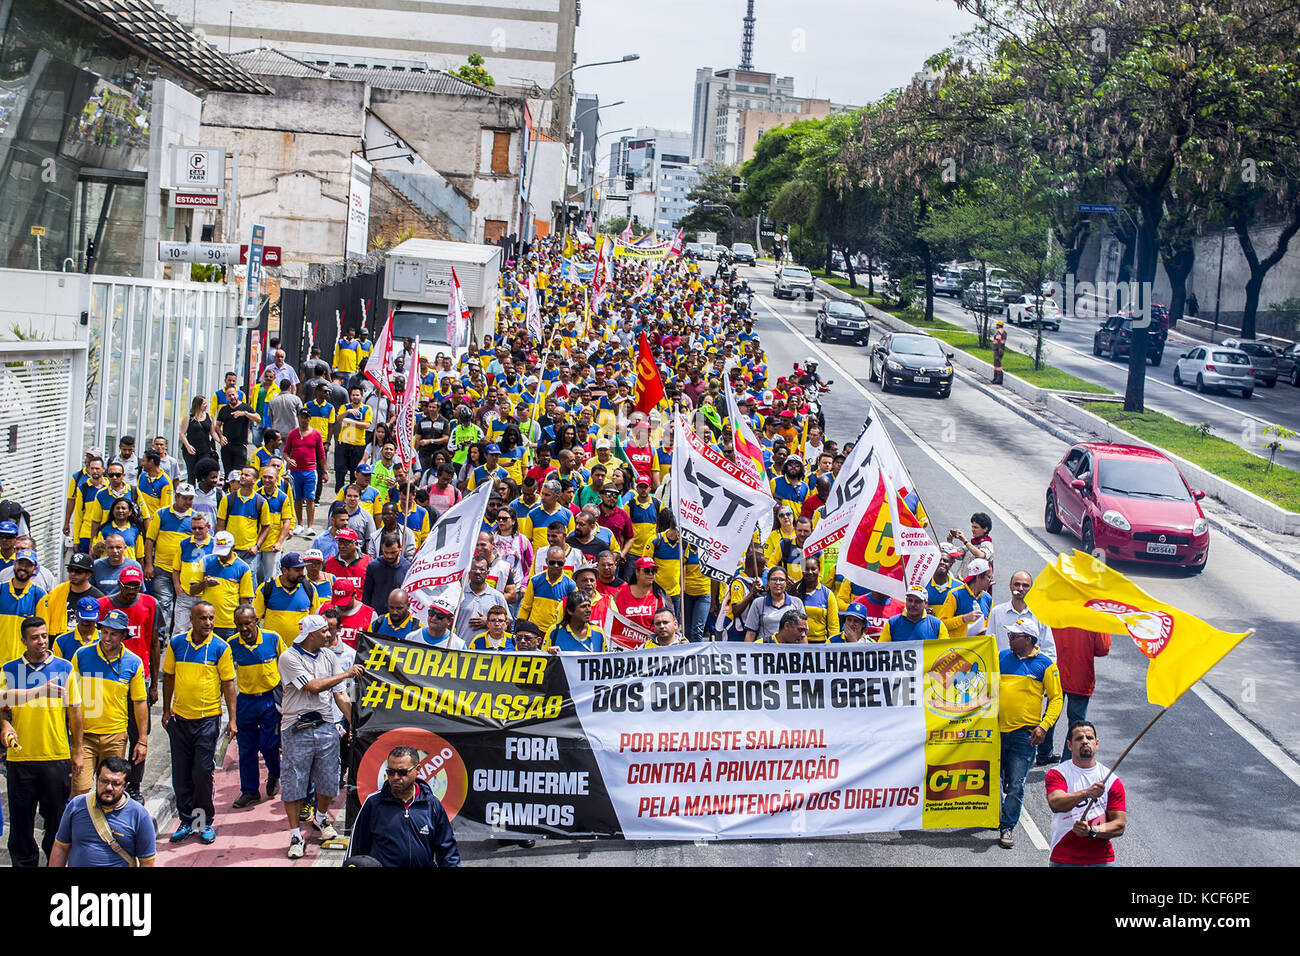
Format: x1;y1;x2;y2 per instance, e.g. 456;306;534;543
933;271;963;296
774;264;815;300
1006;295;1061;330
1172;346;1255;398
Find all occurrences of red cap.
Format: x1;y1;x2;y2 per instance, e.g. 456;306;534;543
332;577;355;594
336;528;359;542
635;556;656;570
118;565;144;584
780;410;795;419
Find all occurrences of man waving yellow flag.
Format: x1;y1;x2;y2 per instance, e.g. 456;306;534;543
1027;551;1251;707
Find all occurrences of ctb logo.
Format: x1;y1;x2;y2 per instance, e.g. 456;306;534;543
925;761;991;801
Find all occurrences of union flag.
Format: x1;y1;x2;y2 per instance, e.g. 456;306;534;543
634;332;665;415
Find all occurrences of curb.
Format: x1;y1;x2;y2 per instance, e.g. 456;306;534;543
144;783;177;835
809;275;1300;580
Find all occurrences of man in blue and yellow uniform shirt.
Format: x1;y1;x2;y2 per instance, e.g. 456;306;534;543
172;513;215;636
520;481;572;554
305;383;337;451
519;546;577;635
937;558;994;641
69;608;147;796
193;532;253;638
144;482;194;645
229;605;286;808
334;327;360;375
217;466;271;568
253;552;321;646
54;596;103;661
879;587;948;642
998;617;1063;849
136;449;173;516
0;616;82;866
255;465;295;587
625;481;660;561
87;461;148;544
373;588;422;641
0;550;46;663
161;600;237;844
397;485;431;549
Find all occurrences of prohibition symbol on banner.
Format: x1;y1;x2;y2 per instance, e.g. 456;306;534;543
356;727;469;818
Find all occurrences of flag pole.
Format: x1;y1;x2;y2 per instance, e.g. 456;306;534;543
674;400;685;630
1077;705;1170;819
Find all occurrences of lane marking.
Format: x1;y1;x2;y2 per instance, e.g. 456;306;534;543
1019;810;1050;850
755;291;1300;792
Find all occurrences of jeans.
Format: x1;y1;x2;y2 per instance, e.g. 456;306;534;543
684;593;712;642
670;594;683;628
1060;693;1093;761
1036;718;1059;764
167;714;219;829
151;570;175;643
256;550;280;588
1000;727;1036;830
126;708;150;795
5;759;70;866
235;692;281;796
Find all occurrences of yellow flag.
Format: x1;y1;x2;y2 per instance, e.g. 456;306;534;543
562;235;575;258
1027;551;1251;707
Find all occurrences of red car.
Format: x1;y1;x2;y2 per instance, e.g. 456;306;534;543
1044;442;1209;573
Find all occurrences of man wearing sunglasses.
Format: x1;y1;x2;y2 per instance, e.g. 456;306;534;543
349;745;460;867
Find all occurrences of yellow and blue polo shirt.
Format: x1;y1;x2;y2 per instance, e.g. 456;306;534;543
0;654;79;760
89;484;148;528
217;490;270;552
146;507;193;573
682;545;710;598
627;498;660;557
253;576;321;645
519;572;577;635
211;388;247;413
998;648;1063;734
199;554;254;630
53;626;99;661
400;505;431;548
335;484;382;518
544;622;608;653
879;613;947;643
97;521;142;559
176;535;216;598
229;628;288;695
651;533;682;598
770;476;809;516
162;631;235;719
305;399;336;439
73;478;105;541
0;580;47;664
258;487;294;552
136;470;173;515
72;642;146;735
334;338;360;374
522;504;573;554
373;613;421;642
937;583;993;641
305;572;333;605
801;585;841;643
338;404;373;447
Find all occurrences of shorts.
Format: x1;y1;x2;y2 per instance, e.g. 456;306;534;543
280;722;340;803
291;469;317;501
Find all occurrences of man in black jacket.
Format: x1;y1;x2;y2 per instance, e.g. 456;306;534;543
349;745;460;867
361;534;411;612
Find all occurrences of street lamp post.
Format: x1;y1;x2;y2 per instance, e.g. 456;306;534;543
523;55;638;241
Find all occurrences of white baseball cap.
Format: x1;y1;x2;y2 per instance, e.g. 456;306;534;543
966;558;991;577
1008;616;1040;641
303;548;324;563
175;483;195;496
295;613;329;643
213;531;235;556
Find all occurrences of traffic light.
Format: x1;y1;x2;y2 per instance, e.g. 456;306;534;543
731;176;743;193
625;172;635;190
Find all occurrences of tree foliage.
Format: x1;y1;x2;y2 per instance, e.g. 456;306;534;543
456;52;496;89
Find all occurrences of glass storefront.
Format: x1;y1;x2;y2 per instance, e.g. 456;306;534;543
84;276;234;455
0;0;158;273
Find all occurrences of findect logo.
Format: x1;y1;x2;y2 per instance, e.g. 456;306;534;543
925;761;991;801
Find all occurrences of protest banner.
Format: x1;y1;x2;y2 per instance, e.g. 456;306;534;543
351;636;1000;839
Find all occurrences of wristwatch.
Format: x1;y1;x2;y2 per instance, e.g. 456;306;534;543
1087;826;1098;839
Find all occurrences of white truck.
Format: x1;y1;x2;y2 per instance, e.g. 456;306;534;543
382;239;503;350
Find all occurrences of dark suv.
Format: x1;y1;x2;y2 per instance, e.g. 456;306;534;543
1093;315;1167;366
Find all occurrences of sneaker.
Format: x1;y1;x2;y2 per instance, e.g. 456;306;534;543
312;815;339;842
1035;756;1057;767
299;804;313;822
232;792;261;809
200;825;217;845
998;828;1015;849
288;833;305;859
169;823;194;843
266;777;280;798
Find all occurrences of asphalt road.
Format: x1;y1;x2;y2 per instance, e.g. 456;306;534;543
920;290;1300;469
724;265;1300;866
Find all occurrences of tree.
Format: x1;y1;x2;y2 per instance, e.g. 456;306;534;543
679;163;754;245
456;53;495;89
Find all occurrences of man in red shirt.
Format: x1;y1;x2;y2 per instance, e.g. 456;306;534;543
324;529;370;586
97;563;157;800
284;407;327;535
852;590;904;640
1045;721;1126;866
1052;627;1111;762
623;420;655;487
325;578;375;648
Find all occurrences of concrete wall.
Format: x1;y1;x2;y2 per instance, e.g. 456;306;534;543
0;269;90;342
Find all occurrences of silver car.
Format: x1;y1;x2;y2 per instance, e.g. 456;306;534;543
1172;346;1256;398
774;264;815;300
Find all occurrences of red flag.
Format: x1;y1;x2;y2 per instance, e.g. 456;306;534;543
634;332;666;415
669;228;684;257
364;308;397;400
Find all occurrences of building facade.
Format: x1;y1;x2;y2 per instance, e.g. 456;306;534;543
605;128;696;236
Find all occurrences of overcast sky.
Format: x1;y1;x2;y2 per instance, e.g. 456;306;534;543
574;0;977;135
